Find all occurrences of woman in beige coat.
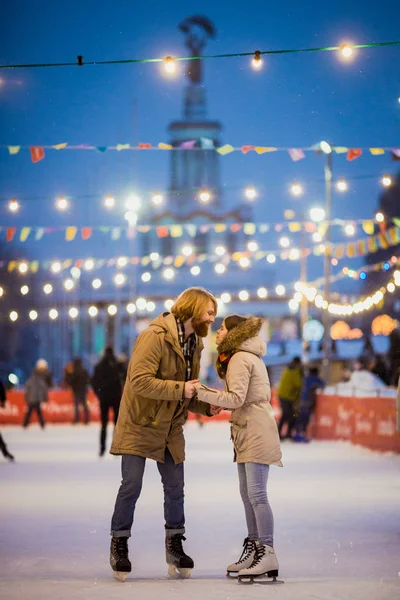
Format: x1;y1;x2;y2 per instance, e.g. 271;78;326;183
195;315;282;582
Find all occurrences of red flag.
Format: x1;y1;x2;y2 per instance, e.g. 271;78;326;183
30;146;45;163
241;145;255;154
81;227;92;240
346;148;362;161
6;227;16;242
138;143;152;149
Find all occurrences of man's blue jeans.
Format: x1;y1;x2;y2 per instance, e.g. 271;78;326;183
111;448;185;537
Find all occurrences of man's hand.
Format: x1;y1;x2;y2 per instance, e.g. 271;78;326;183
209;405;223;416
184;380;200;399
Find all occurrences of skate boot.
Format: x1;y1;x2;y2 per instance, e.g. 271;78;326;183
165;532;194;579
226;537;257;577
238;542;282;584
110;536;131;582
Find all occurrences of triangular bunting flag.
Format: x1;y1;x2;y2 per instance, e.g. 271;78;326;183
255;147;277;154
6;227;16;242
174;256;185;267
200;137;214;149
288;222;301;232
8;146;21;155
35;228;45;240
96;147;107;153
369;148;385;155
241;145;255;154
347;148;362;161
288;148;305;162
362;220;375;235
138;143;152;149
8;261;17;272
111;228;121;240
116;144;131;151
393;218;400;227
367;236;378;252
81;227;92;240
217;144;234;156
53;143;68;150
243;223;256;235
66;227;77;241
170;225;183;238
391;149;400;161
20;227;31;242
126;226;136;239
181;140;196;149
30;146;45;163
156;226;169;238
158;143;172;150
214;224;226;233
31;261;39;273
334;147;348;154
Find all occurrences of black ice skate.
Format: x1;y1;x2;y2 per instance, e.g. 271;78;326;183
165;533;194;579
110;536;131;582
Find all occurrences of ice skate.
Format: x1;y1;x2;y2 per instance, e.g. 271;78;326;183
166;533;194;579
238;542;283;584
110;536;131;582
226;537;256;577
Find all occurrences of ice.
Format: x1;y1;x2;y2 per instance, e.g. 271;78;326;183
1;422;399;600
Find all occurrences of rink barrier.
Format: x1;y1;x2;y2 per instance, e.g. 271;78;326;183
1;389;399;453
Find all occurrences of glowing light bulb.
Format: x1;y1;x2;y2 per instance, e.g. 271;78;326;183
114;273;126;286
146;301;156;312
312;232;322;243
257;287;268;299
279;236;290;248
275;285;286;296
43;284;53;295
247;241;258;252
152;193;163;205
8;199;19;212
199;189;211;203
163;268;175;280
238;290;249;301
290;182;303;197
64;279;74;291
344;224;356;236
141;272;151;283
221;292;231;303
18;262;28;274
336;178;348;192
239;257;250;269
215;245;226;256
382;174;392;187
21;285;29;295
251;50;263;70
84;259;94;271
320;141;332;154
182;245;193;257
245;186;257;200
164;299;174;311
107;304;117;316
88;306;98;317
117;257;128;268
150;252;160;261
10;311;18;322
127;303;136;314
136;297;147;310
104;195;115;208
165;56;176;74
0;286;3;297
29;310;38;321
56;196;68;211
340;44;353;58
92;278;102;289
190;266;200;276
266;254;276;264
375;212;385;223
68;307;79;319
215;263;226;274
289;299;299;311
309;207;326;223
49;309;58;320
51;261;62;274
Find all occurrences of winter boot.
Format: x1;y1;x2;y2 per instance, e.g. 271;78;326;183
238;542;279;581
226;537;257;576
110;536;131;582
165;532;194;579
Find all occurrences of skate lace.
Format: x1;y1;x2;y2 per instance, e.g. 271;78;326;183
251;544;266;567
238;537;256;564
168;534;186;557
114;537;129;559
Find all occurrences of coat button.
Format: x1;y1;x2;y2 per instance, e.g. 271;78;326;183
175;384;179;389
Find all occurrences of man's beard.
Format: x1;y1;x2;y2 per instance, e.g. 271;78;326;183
191;318;210;338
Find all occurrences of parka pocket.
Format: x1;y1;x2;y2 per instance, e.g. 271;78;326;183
135;400;162;426
230;422;248;454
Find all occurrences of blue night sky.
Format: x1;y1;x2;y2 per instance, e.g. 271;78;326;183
0;0;399;291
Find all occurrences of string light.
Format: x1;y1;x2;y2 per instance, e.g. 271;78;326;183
247;241;258;252
20;285;29;295
340;44;353;59
215;263;226;274
88;306;98;317
146;301;156;312
10;311;18;322
84;259;94;271
68;307;79;319
312;232;323;243
289;248;300;261
64;278;74;291
0;287;4;297
56;196;68;211
309;207;326;222
199;189;211;203
49;309;58;320
163;268;175;280
387;282;396;293
215;245;226;256
51;261;62;274
164;299;174;311
336;178;348;192
279;236;290;248
92;278;102;289
141;272;151;282
344;224;356;236
18;262;28;274
29;310;38;321
43;284;53;294
164;56;176;74
104;195;115;208
8;198;19;212
114;273;126;286
150;252;160;261
190;266;200;276
182;245;193;257
221;292;231;303
71;267;81;279
266;254;276;263
257;287;268;299
289;299;299;312
117;257;128;268
375;212;385;223
290;182;303;197
107;304;117;316
245;186;257;200
152;193;163;205
127;303;136;314
239;290;249;301
320;141;332;154
276;285;286;296
381;174;392;187
239;257;251;269
136;297;147;310
251;50;263;70
125;195;141;210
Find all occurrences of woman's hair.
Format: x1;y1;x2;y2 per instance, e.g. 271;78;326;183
171;287;217;322
224;314;247;332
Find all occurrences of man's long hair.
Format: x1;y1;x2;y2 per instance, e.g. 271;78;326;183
170;287;217;322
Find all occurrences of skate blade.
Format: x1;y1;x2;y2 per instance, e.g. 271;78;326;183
113;571;129;583
238;575;284;585
226;571;239;578
167;564;191;579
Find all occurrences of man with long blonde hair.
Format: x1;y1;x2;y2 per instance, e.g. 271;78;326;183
109;287;219;582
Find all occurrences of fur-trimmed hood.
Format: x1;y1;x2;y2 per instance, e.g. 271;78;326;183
218;316;266;357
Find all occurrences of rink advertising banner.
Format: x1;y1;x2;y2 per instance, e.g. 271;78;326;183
314;394;400;453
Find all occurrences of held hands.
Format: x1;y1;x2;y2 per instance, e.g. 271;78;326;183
184;379;200;399
210;405;223;416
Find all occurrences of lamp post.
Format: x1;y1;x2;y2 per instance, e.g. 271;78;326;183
321;145;333;381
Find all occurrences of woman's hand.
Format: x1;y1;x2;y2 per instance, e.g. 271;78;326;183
210;405;223;415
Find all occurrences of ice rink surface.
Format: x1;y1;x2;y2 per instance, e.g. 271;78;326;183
1;421;399;600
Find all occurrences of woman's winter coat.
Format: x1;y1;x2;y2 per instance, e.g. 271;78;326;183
24;372;49;406
196;317;282;466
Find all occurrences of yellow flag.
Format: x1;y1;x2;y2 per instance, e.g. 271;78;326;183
288;222;301;232
214;224;226;233
369;148;385;155
31;261;39;272
158;143;172;150
217;144;235;156
8;146;21;155
66;226;77;241
116;144;130;151
334;147;348;154
243;223;256;235
8;261;17;272
20;227;31;241
362;220;375;235
255;147;277;154
174;256;185;267
170;225;183;238
53;143;68;150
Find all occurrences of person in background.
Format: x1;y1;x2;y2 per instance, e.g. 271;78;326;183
293;366;325;443
92;346;122;457
277;357;303;440
35;358;53;388
368;355;390;386
0;378;15;461
23;362;49;428
66;357;91;425
117;353;129;389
